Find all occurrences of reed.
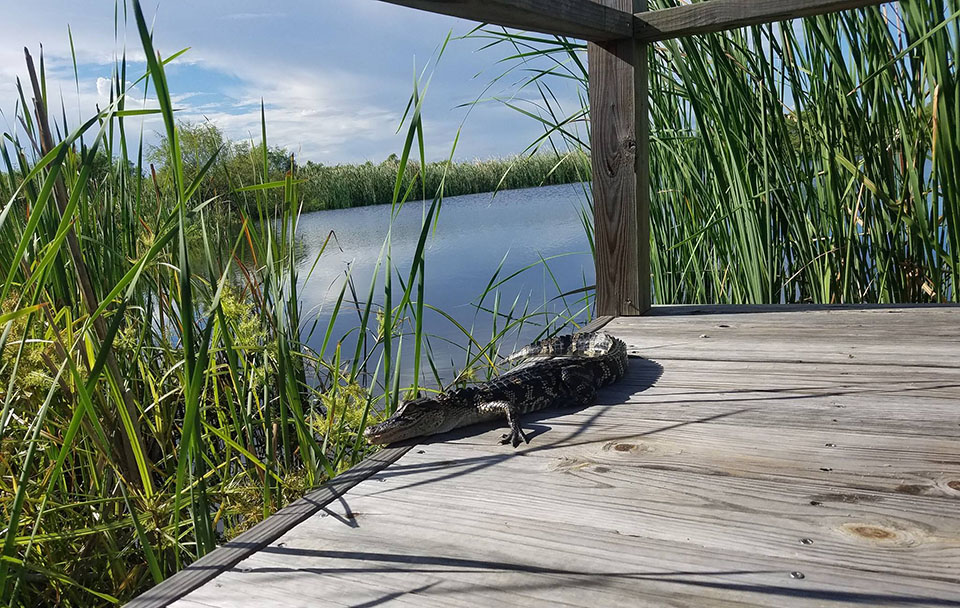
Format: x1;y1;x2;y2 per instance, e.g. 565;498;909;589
297;151;590;210
476;0;959;304
0;5;587;606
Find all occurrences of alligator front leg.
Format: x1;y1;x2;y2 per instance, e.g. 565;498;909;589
479;400;529;448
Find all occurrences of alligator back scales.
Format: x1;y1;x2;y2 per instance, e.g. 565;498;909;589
363;332;628;447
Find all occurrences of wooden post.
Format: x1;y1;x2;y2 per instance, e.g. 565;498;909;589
589;0;651;316
376;0;893;319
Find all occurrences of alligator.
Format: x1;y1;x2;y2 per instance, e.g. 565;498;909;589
363;331;628;447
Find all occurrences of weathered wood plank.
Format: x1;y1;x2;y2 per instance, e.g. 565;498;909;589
127;446;411;608
346;447;960;583
153;307;960;607
376;0;633;41
644;303;960;316
608;306;960;367
589;0;650;317
635;0;893;42
174;467;960;607
486;360;960;439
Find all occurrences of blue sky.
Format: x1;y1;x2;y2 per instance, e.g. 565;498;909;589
0;1;584;164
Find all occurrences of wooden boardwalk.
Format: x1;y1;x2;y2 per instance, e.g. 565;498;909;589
137;305;960;607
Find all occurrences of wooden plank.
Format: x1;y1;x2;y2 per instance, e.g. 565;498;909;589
635;0;893;42
174;508;960;608
577;315;615;334
375;0;633;41
589;0;650;317
480;417;960;496
607;306;960;368
163;307;960;607
501;361;960;439
174;444;960;606
344;446;960;582
128;446;411;608
643;303;960;316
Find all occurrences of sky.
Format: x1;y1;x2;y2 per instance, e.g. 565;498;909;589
0;1;584;165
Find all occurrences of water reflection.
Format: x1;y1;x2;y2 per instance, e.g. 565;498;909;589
295;183;595;381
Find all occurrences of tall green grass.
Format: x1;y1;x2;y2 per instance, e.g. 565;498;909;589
0;5;589;606
478;0;959;304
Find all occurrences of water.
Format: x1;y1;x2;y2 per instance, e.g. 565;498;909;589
293;182;595;381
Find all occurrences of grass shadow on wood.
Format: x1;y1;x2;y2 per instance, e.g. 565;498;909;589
220;546;960;607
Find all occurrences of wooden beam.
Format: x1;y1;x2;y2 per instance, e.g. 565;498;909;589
589;0;651;316
635;0;893;42
377;0;633;41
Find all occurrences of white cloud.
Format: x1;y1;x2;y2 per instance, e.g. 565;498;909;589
0;1;561;163
96;76;112;98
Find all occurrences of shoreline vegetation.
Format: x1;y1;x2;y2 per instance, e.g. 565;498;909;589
141;121;590;214
481;0;957;304
299;150;590;210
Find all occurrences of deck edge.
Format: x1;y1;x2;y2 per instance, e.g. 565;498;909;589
128;317;620;606
642;303;960;316
126;445;412;608
578;315;616;333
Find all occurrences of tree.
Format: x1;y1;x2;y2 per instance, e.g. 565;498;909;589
149;121;293;210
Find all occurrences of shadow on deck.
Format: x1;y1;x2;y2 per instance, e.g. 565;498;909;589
131;305;960;608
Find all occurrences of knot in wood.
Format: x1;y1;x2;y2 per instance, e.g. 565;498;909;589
602;138;637;177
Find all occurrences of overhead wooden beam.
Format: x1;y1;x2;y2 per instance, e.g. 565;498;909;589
377;0;633;41
589;0;650;316
635;0;893;42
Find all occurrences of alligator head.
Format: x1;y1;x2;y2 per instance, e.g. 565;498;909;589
363;395;450;445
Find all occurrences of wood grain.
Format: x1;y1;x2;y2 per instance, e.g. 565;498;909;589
347;448;960;584
376;0;633;41
635;0;894;42
589;0;650;317
154;306;960;607
127;446;411;608
633;0;652;316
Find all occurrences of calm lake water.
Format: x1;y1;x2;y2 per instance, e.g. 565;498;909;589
294;182;595;381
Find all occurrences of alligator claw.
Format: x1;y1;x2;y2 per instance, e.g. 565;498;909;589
499;428;530;448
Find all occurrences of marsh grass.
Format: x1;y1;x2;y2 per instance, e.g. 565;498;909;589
144;120;589;213
297;151;590;211
0;5;588;605
477;0;959;304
